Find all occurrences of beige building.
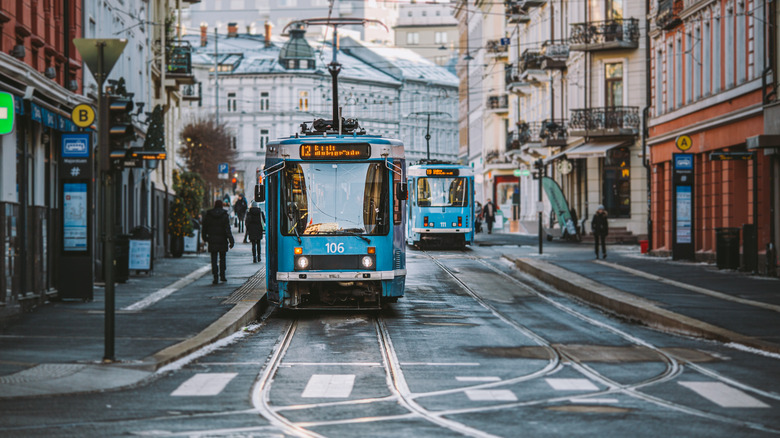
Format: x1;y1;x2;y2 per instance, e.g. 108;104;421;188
395;1;458;67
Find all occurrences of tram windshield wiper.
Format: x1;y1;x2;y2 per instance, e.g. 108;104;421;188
321;229;371;243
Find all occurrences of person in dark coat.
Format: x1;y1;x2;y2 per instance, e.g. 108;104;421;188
483;198;496;234
234;194;248;235
202;199;235;284
591;204;609;259
245;202;265;263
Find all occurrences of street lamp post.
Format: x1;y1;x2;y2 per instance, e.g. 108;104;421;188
408;111;450;160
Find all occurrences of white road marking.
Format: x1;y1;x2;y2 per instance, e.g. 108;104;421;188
123;265;211;311
679;382;770;408
400;362;480;366
282;362;381;367
171;373;237;396
546;378;599;391
456;376;502;382
465;390;518;402
301;374;355;398
571;398;620;404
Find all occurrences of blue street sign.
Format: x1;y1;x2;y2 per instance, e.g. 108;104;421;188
218;163;229;174
62;133;90;158
500;37;510;46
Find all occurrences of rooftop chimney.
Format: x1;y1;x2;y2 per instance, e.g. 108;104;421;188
227;22;238;38
264;21;273;47
200;23;208;47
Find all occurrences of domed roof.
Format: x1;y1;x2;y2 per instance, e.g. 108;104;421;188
279;22;314;65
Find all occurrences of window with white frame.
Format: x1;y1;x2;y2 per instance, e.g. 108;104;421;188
407;32;419;45
685;31;693;105
656;47;663;115
260;91;270;111
703;19;711;96
227;92;237;112
299;90;309;111
260;129;269;150
725;4;734;88
675;36;682;108
232;136;237;150
714;13;721;93
693;26;701;101
435;32;447;44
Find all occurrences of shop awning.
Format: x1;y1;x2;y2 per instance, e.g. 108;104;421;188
564;140;631;159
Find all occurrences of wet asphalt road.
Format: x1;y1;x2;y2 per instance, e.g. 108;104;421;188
1;245;779;437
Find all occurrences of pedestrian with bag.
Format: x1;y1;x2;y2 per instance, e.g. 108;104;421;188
245;202;265;263
591;204;609;259
202;199;235;284
483;198;496;234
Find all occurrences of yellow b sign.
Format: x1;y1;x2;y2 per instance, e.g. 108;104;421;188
675;134;693;152
71;104;95;128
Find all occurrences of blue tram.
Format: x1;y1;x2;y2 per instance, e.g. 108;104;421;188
256;120;407;309
406;161;474;248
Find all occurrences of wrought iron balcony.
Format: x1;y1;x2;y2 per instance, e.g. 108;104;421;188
656;0;683;31
487;94;509;112
505;64;534;95
166;41;195;84
569;19;640;52
541;42;570;70
519;49;543;72
569;107;640;137
505;1;531;23
522;0;547;8
486;39;509;56
539;119;568;146
180;83;200;101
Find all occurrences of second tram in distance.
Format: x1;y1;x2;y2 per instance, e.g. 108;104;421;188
256;119;407;309
406;161;475;248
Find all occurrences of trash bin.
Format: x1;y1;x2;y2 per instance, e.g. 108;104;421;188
742;224;757;272
715;227;740;270
114;234;131;283
639;240;649;254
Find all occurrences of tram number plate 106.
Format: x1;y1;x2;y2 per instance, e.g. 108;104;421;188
326;243;345;253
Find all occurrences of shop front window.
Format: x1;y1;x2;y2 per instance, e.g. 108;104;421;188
602;147;631;218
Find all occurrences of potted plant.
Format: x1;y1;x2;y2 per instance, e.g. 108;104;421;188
167;197;193;258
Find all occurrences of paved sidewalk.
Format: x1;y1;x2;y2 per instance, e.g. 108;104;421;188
495;239;780;354
0;237;267;398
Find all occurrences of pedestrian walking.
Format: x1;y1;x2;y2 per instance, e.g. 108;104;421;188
475;201;483;234
245;202;265;263
234;193;248;236
202;199;235;284
483;198;496;234
591;204;609;259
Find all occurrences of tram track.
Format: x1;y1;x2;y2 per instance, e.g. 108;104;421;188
422;250;779;434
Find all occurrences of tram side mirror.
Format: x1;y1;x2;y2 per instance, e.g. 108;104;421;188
396;182;408;201
254;184;265;203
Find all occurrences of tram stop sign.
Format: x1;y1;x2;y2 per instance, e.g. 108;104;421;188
0;92;15;135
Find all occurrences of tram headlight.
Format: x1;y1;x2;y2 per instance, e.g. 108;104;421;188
295;255;310;271
361;255;375;270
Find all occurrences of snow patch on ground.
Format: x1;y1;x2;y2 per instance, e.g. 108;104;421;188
157;323;262;374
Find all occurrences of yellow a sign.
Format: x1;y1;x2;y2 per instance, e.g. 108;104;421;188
675;135;693;152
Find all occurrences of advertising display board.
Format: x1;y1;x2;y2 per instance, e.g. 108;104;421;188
672;154;695;260
63;183;88;252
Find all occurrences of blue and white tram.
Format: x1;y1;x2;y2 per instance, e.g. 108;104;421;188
406;161;474;248
256;120;407;309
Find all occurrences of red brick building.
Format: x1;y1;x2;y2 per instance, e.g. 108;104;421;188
647;0;777;273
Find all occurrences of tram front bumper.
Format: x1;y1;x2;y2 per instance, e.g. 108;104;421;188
277;270;407;281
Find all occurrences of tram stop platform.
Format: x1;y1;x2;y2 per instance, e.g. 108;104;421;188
0;239;267;399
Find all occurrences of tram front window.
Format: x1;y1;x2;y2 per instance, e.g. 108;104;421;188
417;177;467;207
282;162;389;236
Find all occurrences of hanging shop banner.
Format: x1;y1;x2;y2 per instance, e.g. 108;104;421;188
542;176;576;236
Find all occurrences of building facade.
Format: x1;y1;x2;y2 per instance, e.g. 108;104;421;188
647;0;776;271
394;1;458;68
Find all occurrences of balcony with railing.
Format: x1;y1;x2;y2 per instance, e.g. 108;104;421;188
507;121;543;151
505;64;534;95
569;107;640;137
522;0;547;8
519;49;543;72
505;1;531;23
486;39;509;58
487;94;509;112
656;0;683;31
541;41;570;70
180;83;200;101
539;119;568;146
569;19;640;52
166;40;195;85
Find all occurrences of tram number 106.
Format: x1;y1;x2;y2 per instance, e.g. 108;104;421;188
326;242;345;253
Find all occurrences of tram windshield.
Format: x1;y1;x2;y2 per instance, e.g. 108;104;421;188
281;162;390;236
417;177;468;207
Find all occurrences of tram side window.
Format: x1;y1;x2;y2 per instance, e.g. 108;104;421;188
283;164;309;235
449;178;467;207
363;163;389;234
417;178;431;207
393;165;403;225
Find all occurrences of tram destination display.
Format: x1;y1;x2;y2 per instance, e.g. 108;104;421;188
425;168;460;176
300;143;371;160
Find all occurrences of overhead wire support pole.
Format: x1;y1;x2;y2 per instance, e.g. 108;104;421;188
215;27;219;125
408;111;451;160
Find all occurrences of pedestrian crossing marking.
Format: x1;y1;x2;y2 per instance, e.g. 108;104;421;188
679;382;770;408
465;389;517;402
171;373;237;396
302;374;355;398
546;378;599;391
456;376;502;382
